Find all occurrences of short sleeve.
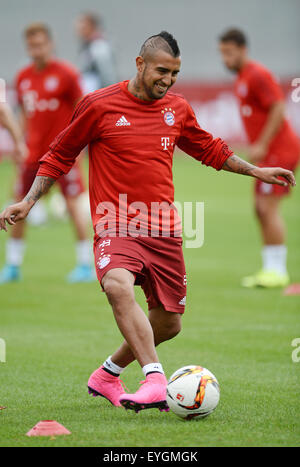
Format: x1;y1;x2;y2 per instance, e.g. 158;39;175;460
251;69;284;109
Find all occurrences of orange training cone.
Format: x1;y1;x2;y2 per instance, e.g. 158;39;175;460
26;420;71;437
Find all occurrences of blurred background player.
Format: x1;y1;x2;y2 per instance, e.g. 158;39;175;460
75;11;118;93
219;28;300;288
0;102;27;165
0;22;94;284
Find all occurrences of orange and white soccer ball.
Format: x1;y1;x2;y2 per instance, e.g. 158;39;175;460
166;365;220;420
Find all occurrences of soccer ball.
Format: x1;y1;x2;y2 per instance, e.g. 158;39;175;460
166;365;220;420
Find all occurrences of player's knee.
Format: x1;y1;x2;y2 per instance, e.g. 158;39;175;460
166;320;181;340
255;199;269;222
154;317;182;344
103;276;134;306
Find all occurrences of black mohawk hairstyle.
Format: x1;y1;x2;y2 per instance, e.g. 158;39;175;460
140;31;180;58
157;31;180;57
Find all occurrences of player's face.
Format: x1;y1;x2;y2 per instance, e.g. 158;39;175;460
219;42;246;72
76;17;94;42
26;32;53;67
139;50;181;100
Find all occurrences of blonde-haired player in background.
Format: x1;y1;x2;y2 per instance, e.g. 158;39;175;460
0;23;94;284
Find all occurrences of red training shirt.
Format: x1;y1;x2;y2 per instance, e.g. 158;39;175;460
38;80;233;237
235;60;300;167
16;59;83;165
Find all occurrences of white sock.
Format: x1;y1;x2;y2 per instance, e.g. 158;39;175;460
76;240;91;266
103;356;124;375
6;239;25;267
142;362;164;377
262;245;287;275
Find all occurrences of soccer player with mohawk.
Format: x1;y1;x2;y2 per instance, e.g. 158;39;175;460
0;31;295;413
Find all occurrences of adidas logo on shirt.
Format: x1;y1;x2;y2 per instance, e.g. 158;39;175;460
116;115;131;126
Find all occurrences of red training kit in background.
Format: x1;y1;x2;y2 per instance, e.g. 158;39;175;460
235;61;300;171
38;80;233;237
16;59;83;165
15;59;85;198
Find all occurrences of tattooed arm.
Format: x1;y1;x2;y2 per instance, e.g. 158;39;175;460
222;154;296;187
0;176;55;232
222;154;258;176
24;176;55;206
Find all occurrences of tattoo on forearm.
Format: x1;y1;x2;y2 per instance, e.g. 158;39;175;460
222;155;257;176
24;176;55;204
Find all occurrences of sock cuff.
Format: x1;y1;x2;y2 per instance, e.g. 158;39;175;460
103;356;124;375
262;244;287;253
261;244;287;275
142;362;164;377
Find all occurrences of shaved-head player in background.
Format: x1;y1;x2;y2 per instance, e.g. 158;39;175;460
0;32;296;412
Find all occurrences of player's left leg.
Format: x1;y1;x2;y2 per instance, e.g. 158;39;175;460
59;165;95;283
102;305;181;369
242;193;289;287
118;306;181;413
90;267;169;411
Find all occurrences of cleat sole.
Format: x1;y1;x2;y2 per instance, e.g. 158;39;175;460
120;398;169;413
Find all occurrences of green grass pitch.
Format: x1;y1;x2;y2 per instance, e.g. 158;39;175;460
0;153;299;447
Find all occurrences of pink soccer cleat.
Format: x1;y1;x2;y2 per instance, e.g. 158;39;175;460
119;372;169;413
88;366;126;407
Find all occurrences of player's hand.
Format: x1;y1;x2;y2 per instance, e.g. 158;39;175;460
12;141;28;165
255;167;296;187
248;142;267;163
0;201;31;232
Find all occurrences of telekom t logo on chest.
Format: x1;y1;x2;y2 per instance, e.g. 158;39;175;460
161;137;170;150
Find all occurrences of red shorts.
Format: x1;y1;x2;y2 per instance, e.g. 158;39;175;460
94;236;187;314
15;161;85;199
255;151;299;197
